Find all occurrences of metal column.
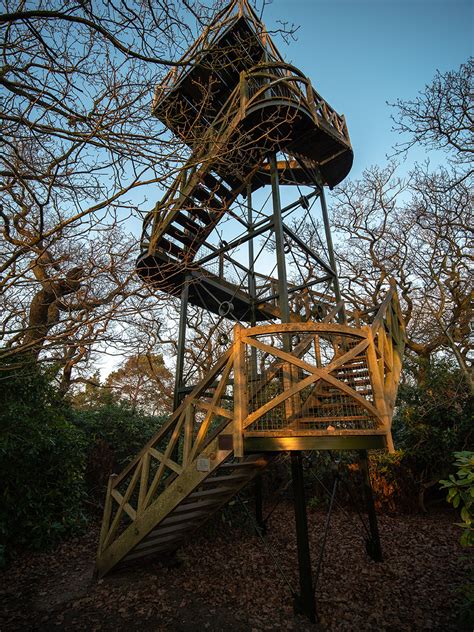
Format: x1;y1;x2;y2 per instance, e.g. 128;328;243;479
248;185;265;532
270;153;316;622
173;276;190;411
318;184;346;324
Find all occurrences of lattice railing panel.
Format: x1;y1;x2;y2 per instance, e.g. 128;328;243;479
239;323;380;437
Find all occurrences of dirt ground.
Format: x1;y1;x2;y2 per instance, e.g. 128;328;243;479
0;504;470;631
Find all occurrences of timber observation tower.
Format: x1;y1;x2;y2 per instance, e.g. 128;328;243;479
97;0;405;621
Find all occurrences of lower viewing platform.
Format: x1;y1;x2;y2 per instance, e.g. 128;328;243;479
244;434;387;452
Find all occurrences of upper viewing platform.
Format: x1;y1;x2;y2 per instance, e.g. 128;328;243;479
151;0;353;190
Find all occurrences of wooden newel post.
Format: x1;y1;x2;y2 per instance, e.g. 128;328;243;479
98;473;117;555
233;324;247;458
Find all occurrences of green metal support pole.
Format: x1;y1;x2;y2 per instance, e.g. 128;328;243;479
173;276;190;411
254;474;266;535
318;183;346;325
270;153;316;622
270;153;291;325
248;185;265;532
291;451;317;622
247;185;258;373
358;449;383;562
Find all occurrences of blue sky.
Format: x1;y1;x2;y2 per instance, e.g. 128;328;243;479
262;0;473;178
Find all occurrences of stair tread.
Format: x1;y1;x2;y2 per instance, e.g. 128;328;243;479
188;205;213;224
219;460;262;469
187;485;237;499
202;173;232;201
160;509;211;525
173;212;203;232
203;473;251;484
192;184;217;204
125;542;179;561
174;498;222;513
146;523;198;538
166;224;195;246
157;236;184;259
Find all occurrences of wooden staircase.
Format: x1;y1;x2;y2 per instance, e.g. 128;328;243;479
96;343;271;577
98;451;270;575
97;287;405;576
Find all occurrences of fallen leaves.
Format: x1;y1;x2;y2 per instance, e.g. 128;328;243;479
0;507;469;631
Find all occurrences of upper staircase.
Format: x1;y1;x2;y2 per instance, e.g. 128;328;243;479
137;10;353;304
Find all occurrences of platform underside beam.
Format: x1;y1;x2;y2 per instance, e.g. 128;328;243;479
244;434;387;452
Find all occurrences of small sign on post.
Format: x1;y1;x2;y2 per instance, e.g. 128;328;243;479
196;457;211;472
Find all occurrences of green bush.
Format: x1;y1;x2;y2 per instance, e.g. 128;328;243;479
70;404;166;501
440;453;474;630
440;451;474;547
390;358;472;510
71;404;165;467
0;356;167;557
368;450;418;513
0;358;87;555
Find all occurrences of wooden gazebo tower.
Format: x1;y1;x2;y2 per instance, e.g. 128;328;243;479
96;0;405;621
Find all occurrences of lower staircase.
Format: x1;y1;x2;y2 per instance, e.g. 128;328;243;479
96;343;270;577
98;452;269;574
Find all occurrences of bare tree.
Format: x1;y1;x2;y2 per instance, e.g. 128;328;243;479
390;57;473;188
324;163;472;388
0;0;227;383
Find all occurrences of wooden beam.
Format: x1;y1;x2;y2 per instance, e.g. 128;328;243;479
243;321;366;339
111;489;137;521
244;335;369;381
149;447;183;475
194;400;233;419
233;324;247;458
144;413;186;508
138;452;150;513
98;474;116;555
102;462;142;550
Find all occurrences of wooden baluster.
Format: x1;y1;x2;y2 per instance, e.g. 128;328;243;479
233;324;248;458
313;333;322;369
138;452;150;513
98;473;117;554
183;404;194;467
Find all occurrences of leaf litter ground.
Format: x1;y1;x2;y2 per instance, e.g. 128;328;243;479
0;504;470;631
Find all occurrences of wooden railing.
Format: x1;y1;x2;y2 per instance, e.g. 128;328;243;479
239;62;350;144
